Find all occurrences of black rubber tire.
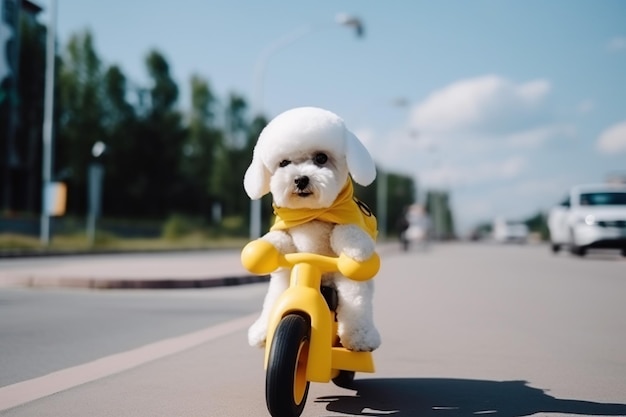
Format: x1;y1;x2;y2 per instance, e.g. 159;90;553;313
332;370;355;388
266;314;310;417
568;229;586;257
570;245;586;257
551;243;560;254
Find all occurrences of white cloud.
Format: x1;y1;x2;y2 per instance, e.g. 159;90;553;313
607;36;626;52
518;79;552;102
421;156;527;188
356;75;585;233
358;75;570;190
363;75;562;169
410;75;551;135
506;124;576;148
499;157;527;177
596;121;626;154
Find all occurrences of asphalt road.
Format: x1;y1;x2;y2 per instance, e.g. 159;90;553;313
1;242;625;416
0;285;267;387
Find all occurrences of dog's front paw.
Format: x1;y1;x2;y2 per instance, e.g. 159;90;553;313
248;318;267;348
344;246;375;263
340;325;381;352
261;230;296;255
331;224;375;262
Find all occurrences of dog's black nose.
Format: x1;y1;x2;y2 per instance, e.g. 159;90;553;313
295;176;309;190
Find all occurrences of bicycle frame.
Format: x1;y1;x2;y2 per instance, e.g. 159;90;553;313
241;240;379;383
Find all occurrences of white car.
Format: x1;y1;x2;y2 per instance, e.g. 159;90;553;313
548;183;626;256
493;218;529;243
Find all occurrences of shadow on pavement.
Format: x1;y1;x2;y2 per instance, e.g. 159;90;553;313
316;378;626;416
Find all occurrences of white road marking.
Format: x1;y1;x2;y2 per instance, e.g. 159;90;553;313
0;313;257;411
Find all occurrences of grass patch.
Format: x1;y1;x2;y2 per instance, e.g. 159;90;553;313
0;232;248;253
1;214;251;254
0;234;42;250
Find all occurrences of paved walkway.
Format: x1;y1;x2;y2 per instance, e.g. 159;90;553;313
0;243;403;289
0;249;261;289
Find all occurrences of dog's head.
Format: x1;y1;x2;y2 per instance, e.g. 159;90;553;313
244;107;376;209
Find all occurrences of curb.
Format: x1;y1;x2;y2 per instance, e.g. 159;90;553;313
6;274;269;290
0;247;240;259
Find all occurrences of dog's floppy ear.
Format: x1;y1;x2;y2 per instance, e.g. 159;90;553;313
345;130;376;186
243;156;271;200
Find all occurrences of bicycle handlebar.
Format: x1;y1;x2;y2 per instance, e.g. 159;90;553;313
241;239;380;281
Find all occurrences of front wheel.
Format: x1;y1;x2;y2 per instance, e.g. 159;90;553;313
568;229;586;257
266;314;311;417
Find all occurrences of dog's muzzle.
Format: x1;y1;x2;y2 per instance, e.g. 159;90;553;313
294;176;312;197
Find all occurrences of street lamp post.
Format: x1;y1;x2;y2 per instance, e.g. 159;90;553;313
248;13;365;239
87;141;106;246
40;0;57;245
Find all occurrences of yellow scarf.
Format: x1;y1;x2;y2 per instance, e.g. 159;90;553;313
271;180;378;240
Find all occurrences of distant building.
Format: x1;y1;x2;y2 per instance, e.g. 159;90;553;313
425;190;455;240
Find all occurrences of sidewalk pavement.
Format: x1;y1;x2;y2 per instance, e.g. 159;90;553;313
0;249;264;290
0;243;402;290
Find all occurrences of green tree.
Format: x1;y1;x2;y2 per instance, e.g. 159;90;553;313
146;51;178;114
126;50;186;217
180;74;223;219
5;23;281;235
221;93;253;218
56;30;106;214
386;173;416;235
100;64;139;216
246;115;272;231
356;171;416;238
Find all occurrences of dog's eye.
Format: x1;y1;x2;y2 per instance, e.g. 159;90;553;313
314;153;328;165
279;160;291;168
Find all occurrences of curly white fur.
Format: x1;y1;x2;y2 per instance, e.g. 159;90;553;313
244;107;381;352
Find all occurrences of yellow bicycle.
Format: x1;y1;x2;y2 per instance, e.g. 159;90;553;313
241;239;380;417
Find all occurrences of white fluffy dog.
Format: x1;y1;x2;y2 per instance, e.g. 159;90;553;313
243;106;381;352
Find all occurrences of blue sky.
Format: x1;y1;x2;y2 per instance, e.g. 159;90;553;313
40;0;626;233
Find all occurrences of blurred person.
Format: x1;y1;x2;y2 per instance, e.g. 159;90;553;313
398;204;431;251
396;206;410;251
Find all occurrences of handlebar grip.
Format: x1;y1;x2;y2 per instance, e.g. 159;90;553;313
241;240;281;275
241;239;381;281
337;252;380;281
